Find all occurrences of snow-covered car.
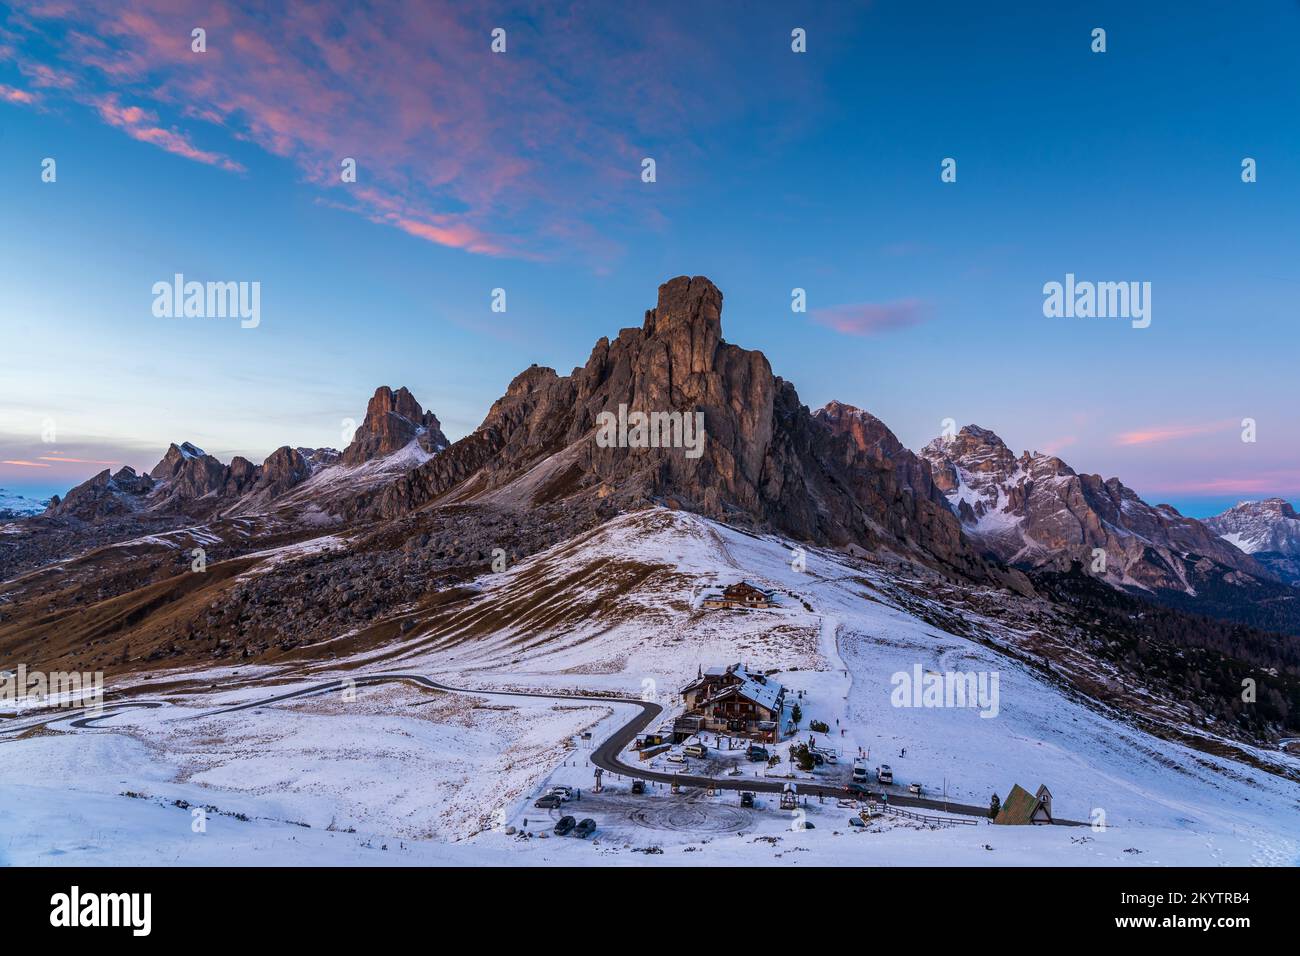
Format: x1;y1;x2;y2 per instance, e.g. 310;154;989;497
553;815;576;836
573;818;597;838
549;786;573;801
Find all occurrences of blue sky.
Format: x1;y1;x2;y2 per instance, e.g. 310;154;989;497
1;1;1297;517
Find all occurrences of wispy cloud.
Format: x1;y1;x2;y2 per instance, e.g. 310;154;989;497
0;83;39;105
1;459;51;468
812;299;931;336
92;93;244;172
1142;471;1300;495
1114;420;1236;446
1040;435;1077;455
38;455;120;465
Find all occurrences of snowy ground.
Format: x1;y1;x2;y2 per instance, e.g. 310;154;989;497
3;508;1298;866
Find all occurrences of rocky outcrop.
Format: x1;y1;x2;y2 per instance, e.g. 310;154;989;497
148;442;233;505
252;446;312;499
45;466;155;520
919;425;1272;593
814;400;950;510
340;386;448;465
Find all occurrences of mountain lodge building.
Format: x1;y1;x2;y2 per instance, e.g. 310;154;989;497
701;581;777;610
678;663;786;742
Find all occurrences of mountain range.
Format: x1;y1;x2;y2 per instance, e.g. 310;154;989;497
1;275;1297;747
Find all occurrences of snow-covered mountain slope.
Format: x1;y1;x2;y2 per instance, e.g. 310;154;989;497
1206;498;1300;584
4;508;1296;866
918;426;1270;595
0;489;47;520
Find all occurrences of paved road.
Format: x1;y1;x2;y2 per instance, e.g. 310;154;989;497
200;673;1028;823
2;670;1082;825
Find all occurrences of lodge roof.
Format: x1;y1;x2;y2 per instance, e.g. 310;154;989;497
994;783;1052;825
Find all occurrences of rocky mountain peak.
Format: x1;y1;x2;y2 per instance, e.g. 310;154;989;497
640;275;723;378
918;424;1271;594
814;401;904;460
341;386;448;466
149;441;210;480
363;276;1020;592
1205;498;1300;582
1242;497;1298;519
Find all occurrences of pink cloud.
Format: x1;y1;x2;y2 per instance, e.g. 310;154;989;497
1040;435;1077;455
1;459;51;468
5;1;808;262
0;84;40;105
38;455;120;465
812;300;931;336
1142;472;1300;495
91;94;245;172
1114;420;1237;446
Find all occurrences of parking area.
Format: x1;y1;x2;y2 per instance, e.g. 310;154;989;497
515;782;781;843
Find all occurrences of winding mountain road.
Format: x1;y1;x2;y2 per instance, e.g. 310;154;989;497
2;670;1065;823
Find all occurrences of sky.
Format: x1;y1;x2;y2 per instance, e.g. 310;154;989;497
1;1;1297;518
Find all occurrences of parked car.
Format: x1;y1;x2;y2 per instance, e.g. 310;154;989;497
666;753;686;764
549;786;573;802
747;745;769;762
533;794;563;809
908;782;922;795
846;781;871;797
573;818;597;838
740;791;755;808
877;764;894;785
683;743;707;758
631;779;645;795
553;815;576;836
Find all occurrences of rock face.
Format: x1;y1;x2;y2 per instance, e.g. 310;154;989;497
341;386;448;465
814;401;952;512
148;442;251;510
919;425;1271;593
1206;498;1300;584
365;276;1015;586
253;446;312;499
